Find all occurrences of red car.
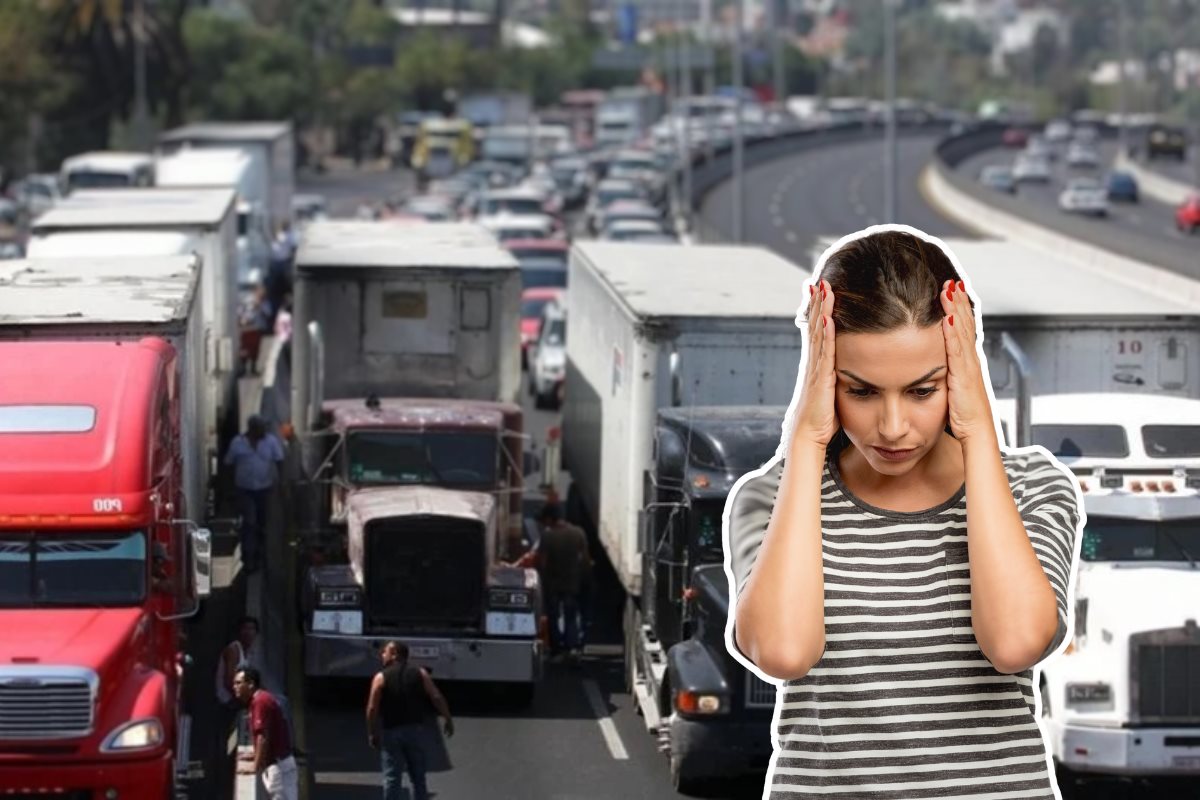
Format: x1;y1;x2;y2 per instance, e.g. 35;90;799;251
1176;194;1200;234
521;287;565;370
503;238;569;291
1002;127;1030;148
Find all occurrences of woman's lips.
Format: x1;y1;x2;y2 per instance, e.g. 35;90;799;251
873;446;917;461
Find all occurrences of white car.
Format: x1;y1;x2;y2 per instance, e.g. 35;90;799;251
1058;178;1109;216
527;298;567;409
585;178;648;234
1066;142;1100;169
478;212;558;243
1044;119;1073;143
1013;155;1052;183
602;219;670;242
11;173;62;218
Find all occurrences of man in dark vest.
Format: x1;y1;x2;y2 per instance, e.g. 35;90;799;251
366;641;454;800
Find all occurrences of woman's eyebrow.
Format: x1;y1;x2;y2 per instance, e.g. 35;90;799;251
837;366;946;388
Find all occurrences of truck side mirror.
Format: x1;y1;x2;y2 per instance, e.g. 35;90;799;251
192;528;213;600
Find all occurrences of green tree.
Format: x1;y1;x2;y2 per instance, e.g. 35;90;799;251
0;0;72;175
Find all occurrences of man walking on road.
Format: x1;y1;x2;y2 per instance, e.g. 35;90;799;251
233;666;298;800
224;415;286;573
367;641;455;800
537;501;592;664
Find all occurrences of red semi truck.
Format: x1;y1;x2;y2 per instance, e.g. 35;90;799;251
0;257;212;797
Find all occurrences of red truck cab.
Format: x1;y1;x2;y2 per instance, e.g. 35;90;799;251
0;339;211;798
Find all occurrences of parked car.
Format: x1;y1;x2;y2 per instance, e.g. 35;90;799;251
1176;194;1200;234
1104;170;1139;203
979;164;1016;194
1058;178;1109;217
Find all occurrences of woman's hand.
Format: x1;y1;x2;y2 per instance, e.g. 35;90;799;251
941;280;995;444
789;279;840;450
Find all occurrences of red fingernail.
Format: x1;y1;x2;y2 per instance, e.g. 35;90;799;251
809;285;814;297
947;284;954;299
957;280;965;292
949;315;954;327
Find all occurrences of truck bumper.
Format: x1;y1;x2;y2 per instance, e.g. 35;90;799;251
305;632;543;682
1056;723;1200;776
0;750;172;795
669;714;773;778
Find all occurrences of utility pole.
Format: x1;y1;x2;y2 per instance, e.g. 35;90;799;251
1117;0;1129;157
883;0;898;222
731;0;745;242
133;0;150;151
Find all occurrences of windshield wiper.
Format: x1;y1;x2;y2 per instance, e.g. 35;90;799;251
1160;528;1198;569
423;443;447;485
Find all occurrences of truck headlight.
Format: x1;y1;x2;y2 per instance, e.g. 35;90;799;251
488;588;533;609
318;587;362;608
1066;682;1111;705
100;718;164;752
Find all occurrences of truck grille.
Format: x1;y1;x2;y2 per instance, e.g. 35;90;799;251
0;668;96;740
1130;626;1200;724
366;516;485;631
745;671;778;708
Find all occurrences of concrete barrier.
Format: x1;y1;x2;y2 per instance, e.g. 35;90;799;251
1114;151;1194;206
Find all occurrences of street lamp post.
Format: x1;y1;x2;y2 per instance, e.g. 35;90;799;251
883;0;898;222
731;0;745;243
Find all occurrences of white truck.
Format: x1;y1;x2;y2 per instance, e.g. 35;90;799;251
992;393;1200;793
28;189;241;501
59;151;155;193
0;255;209;527
154;148;273;289
156;122;295;234
595;87;666;148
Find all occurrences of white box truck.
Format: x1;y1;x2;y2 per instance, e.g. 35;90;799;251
157;122;295;234
992;393;1200;791
560;241;808;596
28;189;241;497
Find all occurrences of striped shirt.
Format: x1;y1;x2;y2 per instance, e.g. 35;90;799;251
727;440;1081;799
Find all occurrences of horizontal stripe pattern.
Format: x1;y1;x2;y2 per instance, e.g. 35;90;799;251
726;445;1080;798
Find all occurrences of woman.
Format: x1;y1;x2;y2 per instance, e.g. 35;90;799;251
725;229;1082;799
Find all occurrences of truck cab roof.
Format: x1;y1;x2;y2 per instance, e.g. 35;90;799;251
296;221;519;271
158;121;292;143
33;188;237;230
0;338;171;518
324;397;519;434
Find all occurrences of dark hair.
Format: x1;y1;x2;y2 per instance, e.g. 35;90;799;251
539;502;563;523
383;641;409;661
811;230;973;334
239;615;259;632
235;666;262;688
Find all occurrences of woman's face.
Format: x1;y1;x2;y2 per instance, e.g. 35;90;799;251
834;324;949;474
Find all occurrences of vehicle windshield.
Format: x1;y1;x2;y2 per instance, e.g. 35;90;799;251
1143;425;1200;458
1032;424;1128;459
0;530;147;607
346;431;498;487
542;318;566;345
519;266;567;290
1081;517;1200;562
690;499;726;563
66;171;133;191
481;197;543;216
512;251;566;269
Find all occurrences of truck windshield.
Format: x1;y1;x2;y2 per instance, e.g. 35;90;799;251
347;431;498;487
65;171;133;191
1032;424;1128;459
1081;517;1200;562
0;531;147;607
1143;425;1200;458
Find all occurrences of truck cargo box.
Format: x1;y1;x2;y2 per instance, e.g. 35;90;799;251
561;242;808;594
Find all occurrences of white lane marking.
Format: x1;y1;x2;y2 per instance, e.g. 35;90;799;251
583;678;629;760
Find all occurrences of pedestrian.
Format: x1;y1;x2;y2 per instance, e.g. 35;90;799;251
232;666;298;800
224;415;286;573
726;228;1083;798
366;641;455;800
536;501;591;664
216;615;260;707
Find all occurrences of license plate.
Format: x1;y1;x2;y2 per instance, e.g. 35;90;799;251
1171;755;1200;769
486;611;537;636
410;645;439;660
